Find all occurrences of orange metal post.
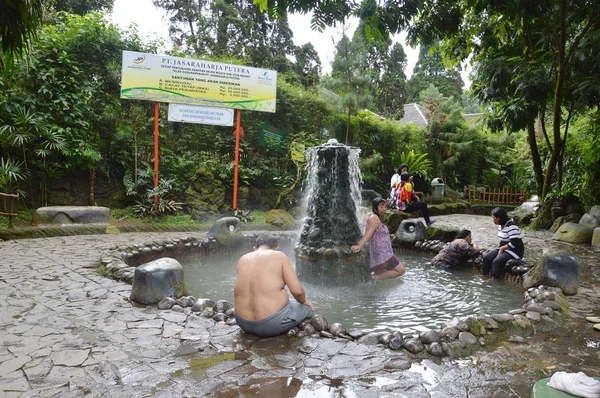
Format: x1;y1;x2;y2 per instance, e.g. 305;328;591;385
154;102;159;204
233;109;241;209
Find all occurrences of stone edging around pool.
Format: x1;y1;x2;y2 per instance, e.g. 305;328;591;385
97;232;568;358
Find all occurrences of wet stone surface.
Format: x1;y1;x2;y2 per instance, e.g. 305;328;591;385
0;215;599;397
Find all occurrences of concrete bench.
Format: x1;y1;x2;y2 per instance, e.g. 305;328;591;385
33;206;110;226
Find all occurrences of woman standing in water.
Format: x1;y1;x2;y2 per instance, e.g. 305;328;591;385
482;207;524;279
351;197;406;280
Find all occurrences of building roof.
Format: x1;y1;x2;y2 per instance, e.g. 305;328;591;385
462;113;484;127
398;104;485;127
398;103;429;126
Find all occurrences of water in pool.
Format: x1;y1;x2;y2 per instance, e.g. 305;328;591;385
180;248;524;335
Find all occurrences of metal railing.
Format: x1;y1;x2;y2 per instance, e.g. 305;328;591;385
0;192;18;228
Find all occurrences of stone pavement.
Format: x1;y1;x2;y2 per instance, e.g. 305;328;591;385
0;215;599;397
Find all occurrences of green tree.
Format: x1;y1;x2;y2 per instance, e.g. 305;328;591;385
559;108;600;207
351;3;408;119
53;0;115;15
419;84;471;181
1;12;154;205
378;42;408;119
0;106;66;204
406;45;463;102
325;34;372;144
293;43;321;88
154;0;297;71
0;0;45;70
410;0;600;200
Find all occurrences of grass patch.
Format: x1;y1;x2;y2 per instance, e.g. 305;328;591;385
248;210;267;224
110;207;138;221
151;214;198;227
0;209;34;228
97;264;116;278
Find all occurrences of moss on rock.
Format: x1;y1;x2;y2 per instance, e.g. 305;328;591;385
185;169;226;216
426;225;460;242
266;209;295;229
384;211;410;235
552;222;594;244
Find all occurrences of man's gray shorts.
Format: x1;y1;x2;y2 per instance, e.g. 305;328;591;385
234;300;312;337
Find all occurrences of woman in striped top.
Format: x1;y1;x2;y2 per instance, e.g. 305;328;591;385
482;207;524;279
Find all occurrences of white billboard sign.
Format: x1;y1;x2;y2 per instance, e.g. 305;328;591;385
168;104;234;126
121;51;277;112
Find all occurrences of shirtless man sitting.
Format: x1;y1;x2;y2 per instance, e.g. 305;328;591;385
233;234;315;337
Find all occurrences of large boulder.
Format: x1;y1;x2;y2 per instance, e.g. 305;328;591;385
426;224;460;242
592;227;600;249
384;210;410;235
522;250;581;296
266;209;295;229
579;213;600;229
589;205;600;219
395;219;427;243
549;213;582;233
529;195;584;231
509;196;539;226
130;257;186;304
428;201;470;216
552;222;594;244
33;206;110;225
206;217;244;246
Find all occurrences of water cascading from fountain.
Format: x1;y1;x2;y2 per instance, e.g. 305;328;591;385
295;139;370;283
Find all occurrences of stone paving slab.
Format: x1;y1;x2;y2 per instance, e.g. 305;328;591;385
0;217;599;397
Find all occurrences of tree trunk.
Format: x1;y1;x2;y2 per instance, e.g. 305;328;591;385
527;120;544;197
541;0;567;200
558;144;565;191
88;168;95;205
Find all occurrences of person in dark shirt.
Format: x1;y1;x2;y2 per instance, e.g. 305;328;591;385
482;207;524;279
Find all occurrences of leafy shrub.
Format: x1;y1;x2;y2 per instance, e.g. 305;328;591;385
133;178;183;218
231;208;254;223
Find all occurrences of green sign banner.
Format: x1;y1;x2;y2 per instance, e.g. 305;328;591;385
259;123;285;151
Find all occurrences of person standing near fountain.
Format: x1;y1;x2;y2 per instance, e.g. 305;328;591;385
351;197;406;280
482;207;524;279
233;234;315;337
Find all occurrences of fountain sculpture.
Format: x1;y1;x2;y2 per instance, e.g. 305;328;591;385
295;139;370;283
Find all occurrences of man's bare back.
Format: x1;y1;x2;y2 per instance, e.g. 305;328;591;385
234;235;314;325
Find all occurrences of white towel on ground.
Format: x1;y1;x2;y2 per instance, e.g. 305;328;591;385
547;371;600;398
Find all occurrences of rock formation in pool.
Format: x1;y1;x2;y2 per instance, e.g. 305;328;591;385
295;139;369;283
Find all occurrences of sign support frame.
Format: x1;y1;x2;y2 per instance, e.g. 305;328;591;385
153;102;159;205
233;109;241;209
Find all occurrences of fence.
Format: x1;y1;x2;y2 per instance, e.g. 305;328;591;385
463;186;527;206
0;192;18;228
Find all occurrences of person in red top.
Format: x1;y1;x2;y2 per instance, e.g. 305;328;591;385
398;173;436;226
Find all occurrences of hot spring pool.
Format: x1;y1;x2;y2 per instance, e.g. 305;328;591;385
180;248;523;335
